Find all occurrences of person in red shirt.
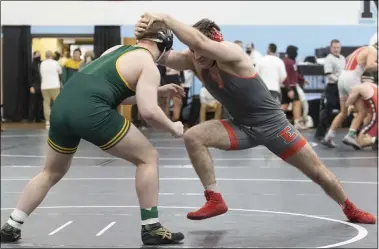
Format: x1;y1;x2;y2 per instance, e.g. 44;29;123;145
281;45;305;129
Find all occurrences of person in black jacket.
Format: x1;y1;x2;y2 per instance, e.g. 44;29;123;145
28;51;43;123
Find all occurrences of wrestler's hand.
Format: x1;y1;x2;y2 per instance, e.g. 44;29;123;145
158;84;185;98
141;12;168;29
171;121;184;137
348;105;356;116
134;17;149;38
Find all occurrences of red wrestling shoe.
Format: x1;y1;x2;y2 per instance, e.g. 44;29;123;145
343;199;376;224
187;190;228;220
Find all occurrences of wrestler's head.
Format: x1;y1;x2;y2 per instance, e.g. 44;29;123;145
191;18;223;69
135;21;173;61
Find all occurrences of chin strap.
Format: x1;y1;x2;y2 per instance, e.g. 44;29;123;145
156;48;167;62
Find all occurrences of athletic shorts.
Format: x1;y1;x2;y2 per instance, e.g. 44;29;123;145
338;71;361;100
219;118;307;160
281;86;299;105
47;76;131;154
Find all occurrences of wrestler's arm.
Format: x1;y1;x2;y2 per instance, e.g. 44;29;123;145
162;15;243;62
135;60;176;132
364;46;378;72
158;49;195;71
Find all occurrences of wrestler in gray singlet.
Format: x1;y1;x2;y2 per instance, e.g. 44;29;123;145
201;68;307;160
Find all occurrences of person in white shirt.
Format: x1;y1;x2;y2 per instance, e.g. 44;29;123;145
200;87;221;122
246;42;263;66
315;39;346;139
40;51;62;128
255;43;287;104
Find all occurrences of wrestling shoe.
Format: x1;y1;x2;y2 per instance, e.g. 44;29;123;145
342;135;361;150
141;222;184;245
0;223;21;242
372;137;378;150
187;190;228;220
321;137;336;148
343;199;376;224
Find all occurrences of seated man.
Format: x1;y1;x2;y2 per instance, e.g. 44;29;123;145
200;86;222;122
345;77;378;149
1;21;185;245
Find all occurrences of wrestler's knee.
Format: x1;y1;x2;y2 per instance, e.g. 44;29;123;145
144;147;159;165
183;127;204;148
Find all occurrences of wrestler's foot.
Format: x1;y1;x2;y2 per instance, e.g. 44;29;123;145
343;199;376;224
187;190;228;220
342;135;361;150
141;222;184;245
0;223;21;243
321;137;336;148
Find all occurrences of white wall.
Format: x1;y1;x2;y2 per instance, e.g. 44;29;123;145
1;1;377;26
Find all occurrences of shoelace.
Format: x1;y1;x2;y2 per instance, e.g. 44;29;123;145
345;204;369;220
154;227;172;240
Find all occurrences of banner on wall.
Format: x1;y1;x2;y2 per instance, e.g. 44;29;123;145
1;1;377;26
359;0;378;24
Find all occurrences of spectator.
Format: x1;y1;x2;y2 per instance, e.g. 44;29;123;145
53;51;61;61
157;65;170;116
199;87;222;123
180;69;194;121
62;48;82;85
58;49;70;67
281;45;306;130
165;66;183;121
255;43;287;104
40;51;62;129
80;51;95;69
246;42;262;66
315;39;346;140
296;83;314;129
28;51;43;123
234;40;243;49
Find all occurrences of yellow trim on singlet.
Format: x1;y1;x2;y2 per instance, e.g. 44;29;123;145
115;48;150;93
47;138;78;154
99;119;131;150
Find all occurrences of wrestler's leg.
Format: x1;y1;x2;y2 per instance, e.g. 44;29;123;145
323;98;348;147
183;119;256;220
1;124;79;242
342;99;367;149
266;123;376;224
86;112;184;245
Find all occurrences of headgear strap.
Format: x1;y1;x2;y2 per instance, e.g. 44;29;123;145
211;28;224;42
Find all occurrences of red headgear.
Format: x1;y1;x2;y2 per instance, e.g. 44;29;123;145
211;28;224;42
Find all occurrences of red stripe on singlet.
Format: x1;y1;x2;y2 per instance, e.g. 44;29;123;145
345;47;365;71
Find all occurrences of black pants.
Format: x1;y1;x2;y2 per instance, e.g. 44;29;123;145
315;83;340;138
28;92;43;122
180;87;190;121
